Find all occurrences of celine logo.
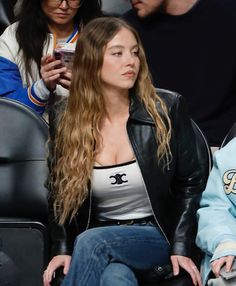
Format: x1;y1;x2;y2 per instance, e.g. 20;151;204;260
109;173;128;185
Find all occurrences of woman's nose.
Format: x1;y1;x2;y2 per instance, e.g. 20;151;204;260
59;0;69;9
125;53;135;66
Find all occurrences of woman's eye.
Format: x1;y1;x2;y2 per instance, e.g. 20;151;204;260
112;52;122;56
132;50;139;55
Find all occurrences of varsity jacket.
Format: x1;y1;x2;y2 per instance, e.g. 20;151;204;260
48;89;204;262
196;138;236;284
0;22;78;114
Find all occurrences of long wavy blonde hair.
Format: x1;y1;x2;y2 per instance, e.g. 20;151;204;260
52;17;172;224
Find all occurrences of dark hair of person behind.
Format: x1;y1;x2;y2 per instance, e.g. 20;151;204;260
15;0;102;81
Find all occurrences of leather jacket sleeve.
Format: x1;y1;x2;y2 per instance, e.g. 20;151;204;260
169;94;204;257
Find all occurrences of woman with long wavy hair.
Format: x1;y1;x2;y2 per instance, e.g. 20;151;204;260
44;17;203;286
0;0;102;114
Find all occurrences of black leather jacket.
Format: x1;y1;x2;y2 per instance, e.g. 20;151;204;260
49;88;204;259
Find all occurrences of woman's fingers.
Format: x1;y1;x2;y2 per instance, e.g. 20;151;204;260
43;255;71;286
225;255;235;272
171;255;202;286
63;256;72;275
211;256;235;277
40;54;67;91
58;70;72;89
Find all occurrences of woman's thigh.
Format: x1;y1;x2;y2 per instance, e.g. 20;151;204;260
74;223;170;270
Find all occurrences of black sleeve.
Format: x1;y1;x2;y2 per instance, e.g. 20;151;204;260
169;94;204;257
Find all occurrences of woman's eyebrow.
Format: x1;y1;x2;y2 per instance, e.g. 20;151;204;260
107;44;139;50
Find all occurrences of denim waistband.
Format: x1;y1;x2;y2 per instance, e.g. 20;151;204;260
92;215;156;227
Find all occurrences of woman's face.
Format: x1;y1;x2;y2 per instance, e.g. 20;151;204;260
100;27;140;93
41;0;79;26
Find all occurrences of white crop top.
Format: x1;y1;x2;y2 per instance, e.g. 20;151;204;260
91;160;152;221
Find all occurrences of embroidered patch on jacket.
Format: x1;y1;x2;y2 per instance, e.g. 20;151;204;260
223;169;236;194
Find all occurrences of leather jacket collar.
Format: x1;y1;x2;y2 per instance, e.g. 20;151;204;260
129;91;155;124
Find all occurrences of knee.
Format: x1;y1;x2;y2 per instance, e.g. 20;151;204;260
73;228;106;254
101;263;137;286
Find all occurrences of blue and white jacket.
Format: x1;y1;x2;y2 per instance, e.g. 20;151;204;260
196;138;236;284
0;23;78;114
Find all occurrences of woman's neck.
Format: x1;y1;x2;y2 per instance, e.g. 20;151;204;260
48;22;74;39
103;89;130;122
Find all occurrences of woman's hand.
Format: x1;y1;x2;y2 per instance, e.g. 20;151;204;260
43;254;71;286
171;255;202;286
58;69;72;90
211;255;235;278
41;54;67;92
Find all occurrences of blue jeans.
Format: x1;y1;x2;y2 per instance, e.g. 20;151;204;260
61;223;170;286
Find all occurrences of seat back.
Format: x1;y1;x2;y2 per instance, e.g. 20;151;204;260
0;98;49;219
0;98;49;286
191;119;212;187
221;122;236;148
0;0;16;34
